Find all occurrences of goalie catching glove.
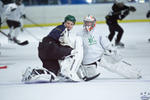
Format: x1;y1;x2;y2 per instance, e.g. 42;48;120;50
59;28;74;48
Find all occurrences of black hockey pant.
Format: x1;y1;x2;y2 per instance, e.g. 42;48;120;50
108;24;124;44
38;41;72;75
6;20;21;29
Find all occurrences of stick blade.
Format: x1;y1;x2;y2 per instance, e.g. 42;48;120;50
16;40;29;46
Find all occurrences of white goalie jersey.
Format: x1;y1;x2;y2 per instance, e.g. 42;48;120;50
77;27;111;65
77;26;141;79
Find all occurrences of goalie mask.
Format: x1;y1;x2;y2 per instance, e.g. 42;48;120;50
83;15;96;32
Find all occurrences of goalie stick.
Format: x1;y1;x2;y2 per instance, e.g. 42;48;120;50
0;30;29;46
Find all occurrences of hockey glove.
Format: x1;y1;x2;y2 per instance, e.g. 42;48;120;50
120;9;129;20
123;9;129;16
21;14;26;19
129;6;136;12
59;28;74;48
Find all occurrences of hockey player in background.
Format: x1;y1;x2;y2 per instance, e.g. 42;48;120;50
77;15;141;81
0;0;3;28
0;0;13;47
5;0;26;43
22;15;83;83
146;10;150;18
146;10;150;42
0;0;12;28
105;1;136;47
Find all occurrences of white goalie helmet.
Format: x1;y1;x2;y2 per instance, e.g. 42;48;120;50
83;15;96;32
22;67;57;83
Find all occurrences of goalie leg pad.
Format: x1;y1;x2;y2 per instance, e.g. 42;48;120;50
100;58;142;79
59;36;83;82
114;61;142;79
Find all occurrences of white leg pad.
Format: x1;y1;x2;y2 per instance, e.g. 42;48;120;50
59;36;83;81
100;58;142;79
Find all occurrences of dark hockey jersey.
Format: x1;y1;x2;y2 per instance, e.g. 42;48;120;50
42;24;66;44
105;3;130;25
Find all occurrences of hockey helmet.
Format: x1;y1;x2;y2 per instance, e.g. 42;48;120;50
114;0;125;7
15;0;23;5
83;15;96;32
64;15;76;24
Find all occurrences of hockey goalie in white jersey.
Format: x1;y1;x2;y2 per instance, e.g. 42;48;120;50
22;15;141;83
76;15;141;80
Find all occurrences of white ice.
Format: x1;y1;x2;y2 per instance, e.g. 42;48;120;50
0;22;150;100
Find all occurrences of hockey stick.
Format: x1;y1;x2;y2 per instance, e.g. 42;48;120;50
122;60;132;66
0;30;29;46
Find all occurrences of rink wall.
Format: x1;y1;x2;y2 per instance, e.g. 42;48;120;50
1;3;150;28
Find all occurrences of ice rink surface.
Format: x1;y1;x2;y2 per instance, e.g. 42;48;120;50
0;22;150;100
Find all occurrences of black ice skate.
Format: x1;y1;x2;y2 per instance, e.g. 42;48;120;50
148;38;150;42
115;42;125;48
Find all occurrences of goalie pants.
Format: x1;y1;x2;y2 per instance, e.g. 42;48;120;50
38;37;72;75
